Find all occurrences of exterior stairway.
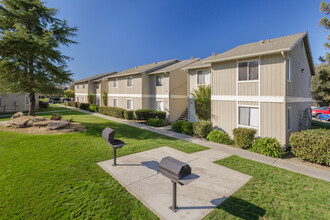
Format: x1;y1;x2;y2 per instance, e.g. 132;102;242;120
176;108;188;121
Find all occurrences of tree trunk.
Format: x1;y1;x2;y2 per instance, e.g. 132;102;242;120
28;92;36;116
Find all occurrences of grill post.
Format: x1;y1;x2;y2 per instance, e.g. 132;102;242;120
170;180;177;212
113;148;117;166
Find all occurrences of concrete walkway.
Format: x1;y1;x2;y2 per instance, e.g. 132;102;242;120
59;105;330;182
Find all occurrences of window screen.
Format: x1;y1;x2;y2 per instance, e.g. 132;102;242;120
249;61;258;80
127;77;133;87
156;75;163;86
127;99;133;109
197;70;210;84
249;108;259;127
113;99;118;107
239;107;249;126
239;107;259;128
239;62;248;80
114;78;118;87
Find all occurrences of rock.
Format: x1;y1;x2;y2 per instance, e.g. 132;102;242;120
11;112;24;120
48;121;71;130
31;116;46;122
25;120;34;127
32;120;51;127
0;121;12;127
11;116;34;128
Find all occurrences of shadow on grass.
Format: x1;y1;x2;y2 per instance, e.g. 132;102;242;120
216;196;266;220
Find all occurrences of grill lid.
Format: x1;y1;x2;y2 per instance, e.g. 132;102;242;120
102;127;115;144
158;156;191;182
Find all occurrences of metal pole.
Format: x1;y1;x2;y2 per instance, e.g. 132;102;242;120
113;148;117;166
170;181;177;212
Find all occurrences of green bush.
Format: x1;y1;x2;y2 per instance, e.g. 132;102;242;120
192;120;212;138
98;106;125;118
39;101;49;109
182;121;193;135
50;112;62;120
124;110;134;120
250;137;285;158
146;118;165;127
232;127;256;149
290;129;330;165
172;120;185;133
78;103;90;111
67;101;78;107
88;104;99;112
87;94;95;104
149;111;166;120
206;130;232;145
135;109;154;120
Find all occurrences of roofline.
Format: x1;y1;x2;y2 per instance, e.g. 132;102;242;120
182;63;211;70
301;34;316;75
74;71;117;84
149;58;200;74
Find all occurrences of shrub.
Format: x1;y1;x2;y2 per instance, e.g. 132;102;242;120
39;101;49;109
124;110;134;120
67;101;79;108
250;137;285;158
172;120;185;133
232;128;256;149
146;118;165;127
290;129;330;165
191;85;211;120
182;121;193;135
98;106;125;118
135;109;154;120
78;103;90;111
102;91;108;106
87;93;95;104
89;104;99;112
193;121;212;138
149;111;166;120
206;130;232;145
50;112;62;120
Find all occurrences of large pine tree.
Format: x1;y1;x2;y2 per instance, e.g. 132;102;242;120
0;0;77;115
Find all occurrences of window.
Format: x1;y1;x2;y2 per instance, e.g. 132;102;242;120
238;61;259;81
197;70;210;85
77;84;79;89
83;84;85;89
287;58;291;81
96;84;99;89
113;78;118;88
156;101;164;111
127;77;133;87
77;97;79;102
156;75;163;86
113;99;118;107
238;107;259;128
127;99;133;109
287;107;292;130
25;96;29;105
96;98;100;105
82;97;85;103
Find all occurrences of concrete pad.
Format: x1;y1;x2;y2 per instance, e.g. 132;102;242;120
98;146;251;220
190;149;231;162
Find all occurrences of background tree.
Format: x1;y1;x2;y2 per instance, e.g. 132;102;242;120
0;0;77;115
312;64;330;104
319;1;330;62
64;89;74;99
191;85;211;121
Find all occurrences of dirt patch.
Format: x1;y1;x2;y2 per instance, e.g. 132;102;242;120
0;122;86;135
283;152;330;171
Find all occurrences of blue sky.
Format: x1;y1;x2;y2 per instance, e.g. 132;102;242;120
46;0;328;81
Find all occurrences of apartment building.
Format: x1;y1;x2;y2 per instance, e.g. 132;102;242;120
0;93;39;113
74;71;116;104
184;32;314;147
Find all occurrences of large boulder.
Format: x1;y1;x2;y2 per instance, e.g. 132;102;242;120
25;117;47;127
0;121;12;127
48;121;71;130
32;120;51;127
11;116;34;128
11;112;24;120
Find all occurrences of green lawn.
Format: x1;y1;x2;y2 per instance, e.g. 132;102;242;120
312;119;330;129
205;156;330;219
1;108;329;219
0;104;68;116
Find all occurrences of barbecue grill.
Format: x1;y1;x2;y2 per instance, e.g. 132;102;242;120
102;127;126;166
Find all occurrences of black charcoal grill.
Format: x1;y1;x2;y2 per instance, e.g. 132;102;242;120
158;156;192;212
102;127;126;166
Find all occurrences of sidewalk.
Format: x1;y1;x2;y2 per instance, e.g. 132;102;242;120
58;105;330;182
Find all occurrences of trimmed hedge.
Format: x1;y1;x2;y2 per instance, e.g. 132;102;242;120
149;111;166;120
290;129;330;165
250;137;285;158
135;109;154;120
99;106;125;118
67;101;78;107
232;127;256;149
172;120;185;133
206;130;232;145
192;121;212;138
89;104;99;112
124;110;134;120
78;103;90;111
39;101;49;109
146;118;165;127
182;121;193;135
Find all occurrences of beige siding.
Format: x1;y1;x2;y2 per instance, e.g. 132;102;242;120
238;101;258;106
0;94;39;113
238;82;258;96
212;61;236;96
108;74;142;95
260;102;286;145
169;69;187;96
211;100;237;135
260;54;285;96
108;96;142;110
169;98;187;122
75;82;89;94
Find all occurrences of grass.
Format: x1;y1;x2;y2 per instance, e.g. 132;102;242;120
205;156;330;219
312;119;330;129
0;110;207;219
0;104;68;116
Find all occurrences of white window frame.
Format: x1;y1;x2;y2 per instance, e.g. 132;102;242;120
287;107;292;131
113;78;118;88
113;98;118;107
156;100;164;111
287;58;291;82
238;60;259;82
127;76;133;87
238;106;259;128
156;75;164;87
126;99;133;110
196;69;210;85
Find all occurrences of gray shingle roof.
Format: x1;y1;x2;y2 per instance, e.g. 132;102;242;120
181;58;211;70
150;58;200;74
75;71;117;83
107;59;178;78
